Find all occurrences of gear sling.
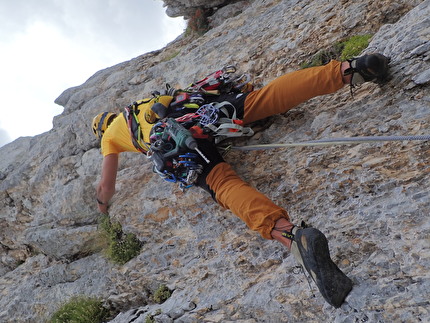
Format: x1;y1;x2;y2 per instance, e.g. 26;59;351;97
122;95;174;154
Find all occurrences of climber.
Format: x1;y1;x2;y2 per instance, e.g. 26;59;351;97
93;53;390;307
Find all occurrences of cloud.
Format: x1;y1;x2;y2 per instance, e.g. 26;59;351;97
0;0;182;55
0;0;186;145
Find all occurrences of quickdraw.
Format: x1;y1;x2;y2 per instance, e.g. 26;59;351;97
187;65;238;93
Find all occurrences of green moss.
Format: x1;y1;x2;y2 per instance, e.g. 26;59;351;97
166;50;180;61
300;48;339;69
340;34;373;60
99;214;142;265
300;34;373;68
153;285;172;304
145;315;155;323
145;309;162;322
160;49;181;63
49;296;109;323
145;310;162;323
300;41;344;69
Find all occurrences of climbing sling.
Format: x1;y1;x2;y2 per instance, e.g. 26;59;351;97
123;95;175;153
123;101;150;154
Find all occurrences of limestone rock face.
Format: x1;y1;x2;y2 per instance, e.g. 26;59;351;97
162;0;250;29
1;0;429;322
162;0;236;18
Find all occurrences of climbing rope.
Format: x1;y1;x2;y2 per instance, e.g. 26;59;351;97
225;134;430;151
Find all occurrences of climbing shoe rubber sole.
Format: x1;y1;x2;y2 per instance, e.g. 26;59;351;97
293;227;353;308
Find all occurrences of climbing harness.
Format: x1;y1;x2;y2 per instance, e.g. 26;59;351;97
141;65;255;190
122;65;255;190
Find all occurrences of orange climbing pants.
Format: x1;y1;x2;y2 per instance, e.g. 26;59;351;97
206;60;345;240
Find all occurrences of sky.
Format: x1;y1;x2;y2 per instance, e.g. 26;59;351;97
0;0;186;147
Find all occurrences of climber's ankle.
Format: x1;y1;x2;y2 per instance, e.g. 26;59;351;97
271;218;295;249
341;61;352;85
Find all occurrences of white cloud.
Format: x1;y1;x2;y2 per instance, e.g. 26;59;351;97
0;0;186;147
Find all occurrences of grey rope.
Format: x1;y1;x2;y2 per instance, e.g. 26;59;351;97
228;134;430;151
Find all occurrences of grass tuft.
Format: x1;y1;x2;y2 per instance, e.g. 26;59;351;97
99;214;142;265
49;296;110;323
301;34;373;68
339;34;373;60
153;284;172;304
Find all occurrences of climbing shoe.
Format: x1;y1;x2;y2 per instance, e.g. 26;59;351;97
286;226;353;307
344;53;390;86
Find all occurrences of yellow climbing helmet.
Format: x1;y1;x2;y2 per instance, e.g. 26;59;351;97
92;112;117;139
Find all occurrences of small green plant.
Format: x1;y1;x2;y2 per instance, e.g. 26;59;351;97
300;46;342;69
99;214;142;265
339;34;373;60
300;34;373;68
161;49;181;62
145;309;162;323
49;296;109;323
153;284;172;304
145;315;155;323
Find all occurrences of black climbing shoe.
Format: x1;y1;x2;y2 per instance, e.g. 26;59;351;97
344;53;390;86
288;226;353;307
